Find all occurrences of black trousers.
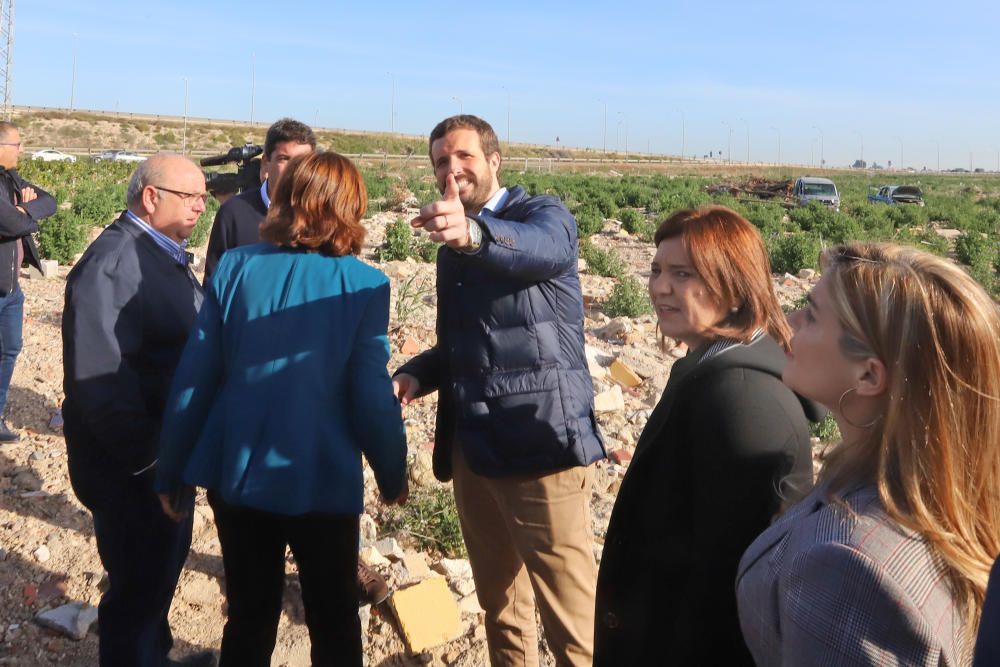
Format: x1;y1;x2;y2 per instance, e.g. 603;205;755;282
91;473;193;667
207;491;361;667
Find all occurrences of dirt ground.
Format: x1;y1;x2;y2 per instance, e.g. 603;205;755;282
0;209;815;666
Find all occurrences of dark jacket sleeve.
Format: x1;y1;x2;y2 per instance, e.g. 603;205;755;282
63;247;160;473
679;369;811;660
466;196;578;282
203;204;234;283
155;282;225;492
348;281;408;500
0;175;54;238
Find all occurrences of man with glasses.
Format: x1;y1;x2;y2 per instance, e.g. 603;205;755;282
203;117;315;281
62;154;214;667
0;121;55;441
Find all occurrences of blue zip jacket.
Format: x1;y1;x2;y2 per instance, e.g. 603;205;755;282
156;243;407;515
397;185;605;480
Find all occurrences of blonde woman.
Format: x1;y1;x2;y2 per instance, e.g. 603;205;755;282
737;242;1000;666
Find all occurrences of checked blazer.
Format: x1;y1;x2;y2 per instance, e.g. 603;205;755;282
736;484;968;666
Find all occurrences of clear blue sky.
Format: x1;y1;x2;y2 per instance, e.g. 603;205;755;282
13;0;1000;169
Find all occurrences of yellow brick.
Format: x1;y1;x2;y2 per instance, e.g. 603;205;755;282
609;358;642;388
390;577;462;653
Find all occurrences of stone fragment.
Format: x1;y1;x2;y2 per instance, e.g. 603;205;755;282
48;410;63;429
37;576;68;603
359;546;391;568
593;386;625;413
451;577;476;597
33;545;50;563
608;359;642;388
389;578;462;654
399;336;421;355
458;593;483;615
373;537;405;562
359;514;378;546
401;551;431;580
34;602;99;641
608;449;633;465
432;558;473;581
408;450;436;489
594;318;632;341
797;268;817;280
13;471;42;492
39;260;59;278
577;258;588;274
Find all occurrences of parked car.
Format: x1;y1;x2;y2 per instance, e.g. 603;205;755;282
867;185;925;207
92;149;146;163
793;176;840;211
31;149;77;163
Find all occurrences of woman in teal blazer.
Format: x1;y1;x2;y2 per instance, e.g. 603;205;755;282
156;152;407;667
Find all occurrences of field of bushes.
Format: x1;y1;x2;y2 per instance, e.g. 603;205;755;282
16;159;1000;301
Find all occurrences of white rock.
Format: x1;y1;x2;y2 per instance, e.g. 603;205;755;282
359;514;378;545
594;386;625;413
34;602;98;641
432;557;473;581
359;546;391;568
372;537;405;561
594;318;632;341
33;545;50;563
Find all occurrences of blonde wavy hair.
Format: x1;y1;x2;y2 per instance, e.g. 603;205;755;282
818;241;1000;639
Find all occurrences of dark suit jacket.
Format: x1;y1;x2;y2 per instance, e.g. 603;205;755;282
203;186;266;282
973;556;1000;666
594;336;822;666
0;167;54;295
62;213;203;510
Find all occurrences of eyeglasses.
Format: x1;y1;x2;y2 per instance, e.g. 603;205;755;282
0;142;21;147
154;186;209;206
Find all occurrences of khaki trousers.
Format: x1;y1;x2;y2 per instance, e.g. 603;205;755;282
452;444;597;667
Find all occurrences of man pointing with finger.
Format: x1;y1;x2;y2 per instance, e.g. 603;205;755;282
393;115;605;667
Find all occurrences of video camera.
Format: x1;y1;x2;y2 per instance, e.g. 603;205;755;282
200;144;264;198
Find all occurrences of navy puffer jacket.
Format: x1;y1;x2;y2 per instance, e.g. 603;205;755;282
397;186;606;480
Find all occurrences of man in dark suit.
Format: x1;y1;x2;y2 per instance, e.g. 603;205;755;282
203;117;315;281
0;121;55;441
62;154;213;667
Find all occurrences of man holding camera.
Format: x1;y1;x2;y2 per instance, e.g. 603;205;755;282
203;118;315;281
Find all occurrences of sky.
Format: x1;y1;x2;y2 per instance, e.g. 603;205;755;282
11;0;1000;170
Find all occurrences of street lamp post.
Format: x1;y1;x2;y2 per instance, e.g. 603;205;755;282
388;72;395;133
738;117;749;163
675;109;685;159
722;121;732;164
503;87;510;146
69;33;78;111
853;129;863;167
812;125;824;167
769;126;781;165
894;136;903;171
250;53;256;126
602;103;607;154
182;77;189;154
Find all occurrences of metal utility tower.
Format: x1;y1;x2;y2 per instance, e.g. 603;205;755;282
0;0;14;120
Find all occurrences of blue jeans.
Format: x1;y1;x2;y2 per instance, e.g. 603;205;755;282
0;286;24;416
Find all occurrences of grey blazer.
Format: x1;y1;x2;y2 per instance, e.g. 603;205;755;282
736;485;968;666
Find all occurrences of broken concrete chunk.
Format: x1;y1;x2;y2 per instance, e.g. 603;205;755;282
373;537;405;561
432;558;473;581
35;602;98;641
359;546;391;568
608;359;642;388
390;577;462;654
594;385;625;413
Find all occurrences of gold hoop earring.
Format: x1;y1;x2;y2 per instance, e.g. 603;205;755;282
837;387;879;429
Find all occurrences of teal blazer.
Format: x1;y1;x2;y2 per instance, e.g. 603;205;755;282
156;243;407;515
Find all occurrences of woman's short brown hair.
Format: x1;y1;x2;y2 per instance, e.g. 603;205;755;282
259;151;367;256
653;205;792;350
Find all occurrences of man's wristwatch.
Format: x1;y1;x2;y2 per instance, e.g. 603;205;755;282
463;217;483;253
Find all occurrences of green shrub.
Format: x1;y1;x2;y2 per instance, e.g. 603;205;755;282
768;233;822;275
38;211;89;264
187;197;219;248
574;206;604;238
618;208;649;236
811;413;840;443
377;217;436;263
603;276;652;318
955;231;991;266
72;185;125;226
380;486;466;558
580;240;625;278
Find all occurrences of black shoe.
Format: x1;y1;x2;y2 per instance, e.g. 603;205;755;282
168;650;217;667
0;421;19;442
357;560;390;606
